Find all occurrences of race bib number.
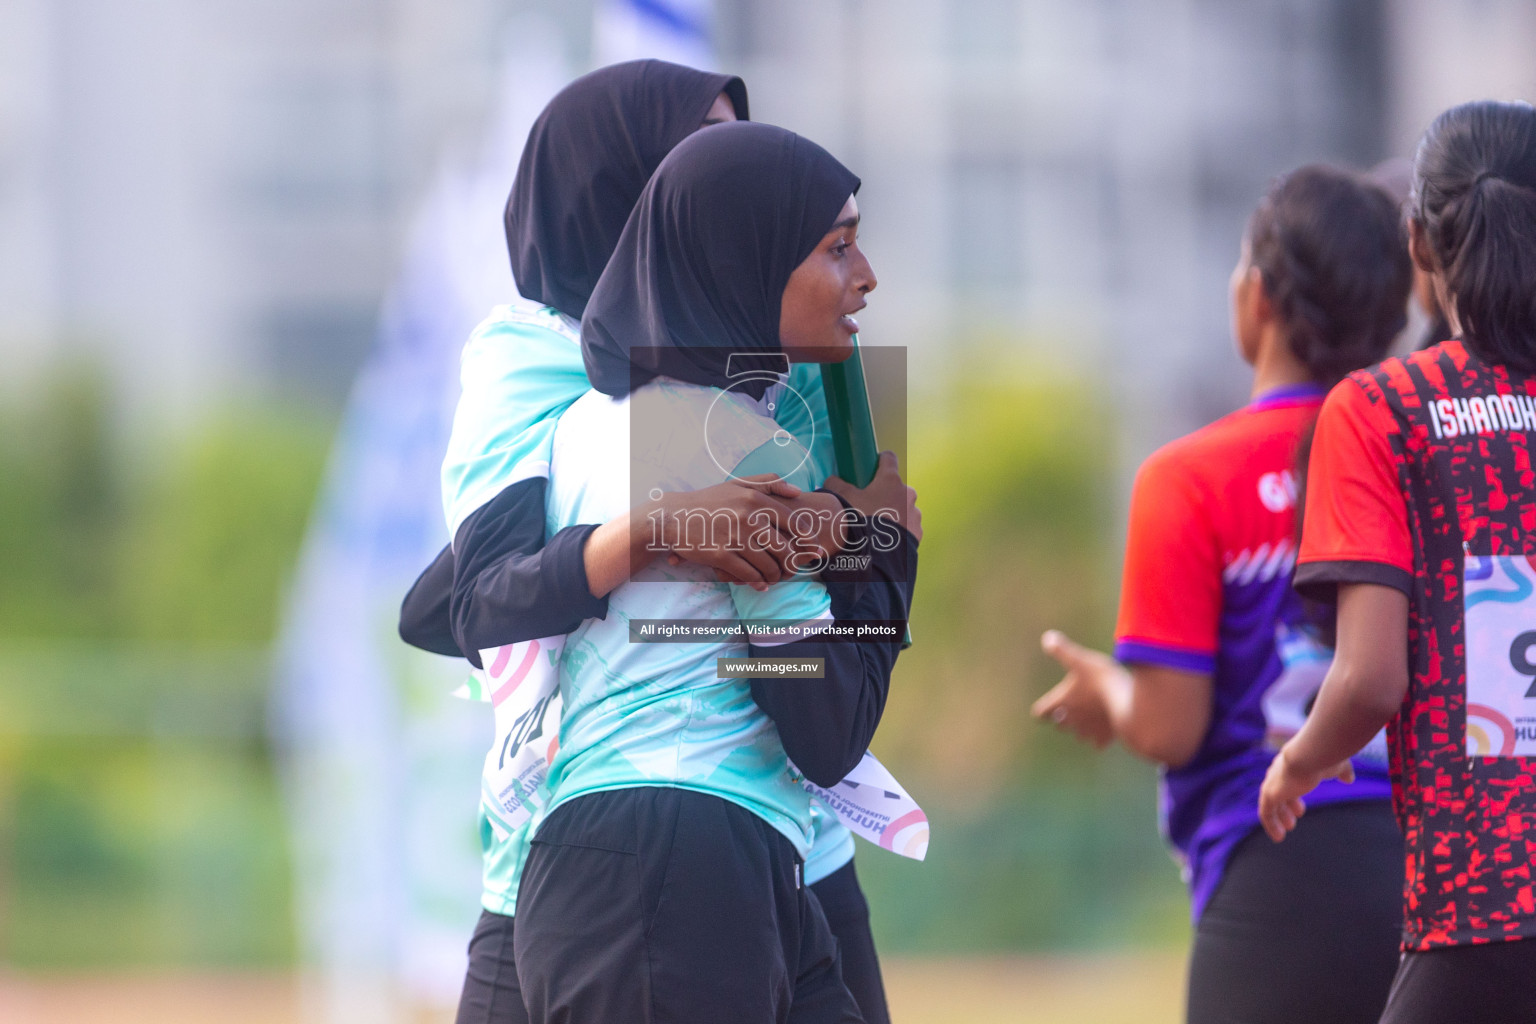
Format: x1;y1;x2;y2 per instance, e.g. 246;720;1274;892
1465;554;1536;758
464;638;565;832
800;752;929;861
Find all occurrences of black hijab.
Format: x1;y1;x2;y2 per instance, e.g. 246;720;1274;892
581;121;860;399
505;60;749;319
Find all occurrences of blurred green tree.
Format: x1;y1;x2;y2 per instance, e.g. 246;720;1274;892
0;366;122;639
115;411;328;647
0;366;328;966
0;369;328;648
859;355;1189;953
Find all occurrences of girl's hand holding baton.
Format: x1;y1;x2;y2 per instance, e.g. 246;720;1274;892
824;450;922;542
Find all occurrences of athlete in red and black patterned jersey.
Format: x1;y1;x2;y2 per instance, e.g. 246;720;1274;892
1295;339;1536;949
1262;101;1536;1024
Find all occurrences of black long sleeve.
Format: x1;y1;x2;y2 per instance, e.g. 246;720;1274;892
398;544;461;656
398;524;606;661
448;477;609;668
404;481;916;780
394;477;609;667
747;514;917;788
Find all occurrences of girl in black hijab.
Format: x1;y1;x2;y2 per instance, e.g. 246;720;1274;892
404;59;757;671
581;121;862;395
423;61;788;1024
505;61;747;320
510;120;915;1024
404;66;903;1024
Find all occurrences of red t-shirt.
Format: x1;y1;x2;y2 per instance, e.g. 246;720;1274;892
1115;385;1391;921
1298;340;1536;950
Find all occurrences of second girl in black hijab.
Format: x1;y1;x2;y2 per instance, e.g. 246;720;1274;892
405;63;908;1024
511;121;916;1024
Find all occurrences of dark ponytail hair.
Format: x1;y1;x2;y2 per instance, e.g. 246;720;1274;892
1246;165;1411;385
1412;101;1536;372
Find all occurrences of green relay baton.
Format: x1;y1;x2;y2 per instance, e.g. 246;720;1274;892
820;337;913;648
820;337;880;487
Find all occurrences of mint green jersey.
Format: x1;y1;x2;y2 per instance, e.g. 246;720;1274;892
441;305;587;538
530;378;834;854
444;308;856;913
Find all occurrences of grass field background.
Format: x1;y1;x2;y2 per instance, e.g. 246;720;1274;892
0;954;1186;1024
0;370;1196;1022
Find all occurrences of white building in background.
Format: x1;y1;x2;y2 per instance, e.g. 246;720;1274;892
0;0;536;420
0;0;1534;446
717;0;1536;453
717;0;1397;447
1386;1;1536;161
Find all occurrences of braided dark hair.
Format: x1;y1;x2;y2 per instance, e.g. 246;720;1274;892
1246;165;1411;385
1412;101;1536;372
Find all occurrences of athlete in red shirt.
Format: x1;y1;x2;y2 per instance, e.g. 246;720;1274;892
1262;100;1536;1024
1037;165;1411;1024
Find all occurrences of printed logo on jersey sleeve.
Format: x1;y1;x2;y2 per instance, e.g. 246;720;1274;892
1257;470;1297;513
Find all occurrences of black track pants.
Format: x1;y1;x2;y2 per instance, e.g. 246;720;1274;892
1186;801;1403;1024
514;787;864;1024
